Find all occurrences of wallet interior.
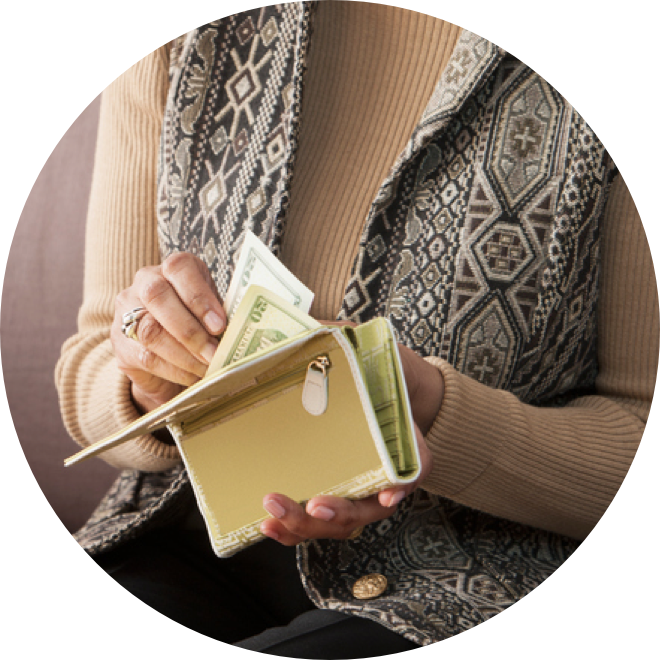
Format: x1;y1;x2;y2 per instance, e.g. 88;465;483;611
174;325;418;536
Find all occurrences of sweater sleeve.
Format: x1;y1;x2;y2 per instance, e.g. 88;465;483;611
55;44;181;471
422;175;657;540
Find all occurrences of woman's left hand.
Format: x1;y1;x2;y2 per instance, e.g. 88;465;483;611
260;423;433;545
260;325;444;545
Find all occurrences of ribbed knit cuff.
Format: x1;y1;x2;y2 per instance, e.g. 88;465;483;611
77;342;181;471
420;356;524;498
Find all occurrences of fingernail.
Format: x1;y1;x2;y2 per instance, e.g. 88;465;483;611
204;310;225;334
200;341;217;365
388;491;406;508
309;505;335;522
264;499;286;519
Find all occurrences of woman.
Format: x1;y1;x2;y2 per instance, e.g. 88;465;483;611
56;2;657;655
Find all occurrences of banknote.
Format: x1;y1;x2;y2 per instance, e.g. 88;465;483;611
224;230;314;320
208;285;320;374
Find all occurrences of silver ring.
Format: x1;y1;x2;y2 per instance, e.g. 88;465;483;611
121;307;148;341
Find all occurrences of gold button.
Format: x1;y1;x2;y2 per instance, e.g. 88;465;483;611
352;573;388;600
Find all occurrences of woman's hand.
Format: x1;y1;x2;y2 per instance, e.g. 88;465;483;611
260;423;433;545
396;343;444;436
322;321;444;436
111;252;227;414
259;330;444;544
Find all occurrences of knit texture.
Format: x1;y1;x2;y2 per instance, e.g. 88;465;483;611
56;1;655;540
280;2;461;319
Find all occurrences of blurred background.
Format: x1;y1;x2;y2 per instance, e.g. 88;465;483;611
1;96;119;534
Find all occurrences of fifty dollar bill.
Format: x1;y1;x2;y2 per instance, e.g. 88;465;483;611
208;285;320;374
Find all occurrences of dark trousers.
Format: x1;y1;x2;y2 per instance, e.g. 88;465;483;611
94;528;419;658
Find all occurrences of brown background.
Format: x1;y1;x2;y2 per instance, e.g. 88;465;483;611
1;97;119;533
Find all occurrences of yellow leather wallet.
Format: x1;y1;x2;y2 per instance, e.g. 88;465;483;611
65;318;420;557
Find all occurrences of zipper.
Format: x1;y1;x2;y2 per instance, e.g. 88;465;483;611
302;355;331;416
181;355;331;435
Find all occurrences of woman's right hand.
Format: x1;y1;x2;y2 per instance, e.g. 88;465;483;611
111;252;227;414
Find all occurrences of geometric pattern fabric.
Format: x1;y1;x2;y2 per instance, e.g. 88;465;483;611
78;2;620;646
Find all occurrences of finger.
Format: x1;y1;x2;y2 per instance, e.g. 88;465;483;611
261;496;323;545
376;488;410;508
117;343;201;389
131;312;208;378
161;253;227;335
134;266;219;365
114;293;208;377
260;517;306;546
262;493;392;542
113;317;202;389
261;496;305;545
130;376;185;413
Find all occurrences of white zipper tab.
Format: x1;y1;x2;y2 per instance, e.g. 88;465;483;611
302;356;330;416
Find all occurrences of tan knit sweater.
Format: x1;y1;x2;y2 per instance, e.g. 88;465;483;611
55;2;658;540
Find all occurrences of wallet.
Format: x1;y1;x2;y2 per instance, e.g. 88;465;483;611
65;317;420;557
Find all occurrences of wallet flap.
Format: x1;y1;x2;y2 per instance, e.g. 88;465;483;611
64;326;337;466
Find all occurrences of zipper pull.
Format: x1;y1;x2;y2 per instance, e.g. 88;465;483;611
302;356;330;416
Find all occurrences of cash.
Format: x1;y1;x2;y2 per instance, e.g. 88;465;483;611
208;285;320;374
223;230;314;320
211;230;318;374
